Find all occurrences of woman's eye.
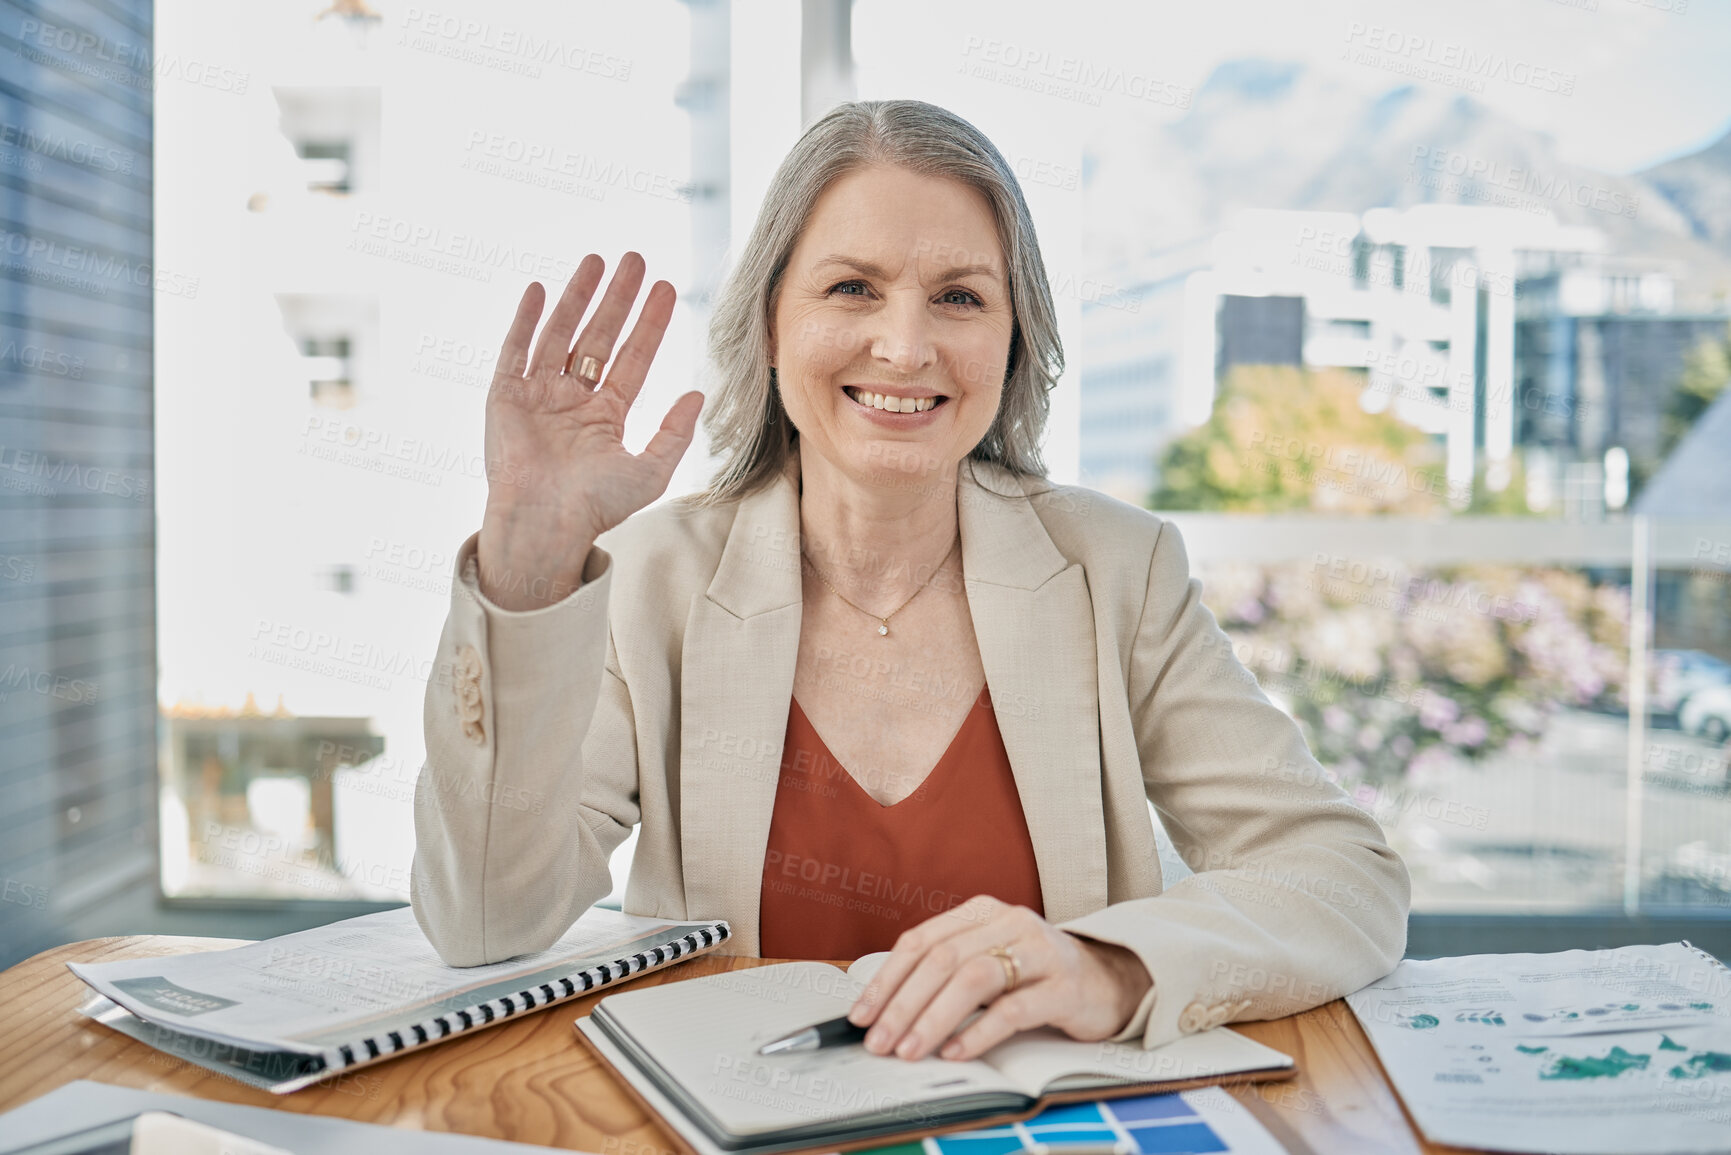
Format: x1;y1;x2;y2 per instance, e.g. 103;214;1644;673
940;288;983;307
829;280;868;297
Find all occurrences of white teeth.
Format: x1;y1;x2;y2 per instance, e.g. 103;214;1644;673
847;388;938;413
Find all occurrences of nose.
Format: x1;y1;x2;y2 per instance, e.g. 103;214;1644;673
867;296;937;376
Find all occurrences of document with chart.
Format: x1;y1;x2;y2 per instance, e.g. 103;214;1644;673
1348;943;1731;1154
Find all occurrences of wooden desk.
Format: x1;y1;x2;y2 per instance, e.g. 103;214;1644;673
0;937;1471;1154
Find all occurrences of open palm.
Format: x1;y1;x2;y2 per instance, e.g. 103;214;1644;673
477;252;704;610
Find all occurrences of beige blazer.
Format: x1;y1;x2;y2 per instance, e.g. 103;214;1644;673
410;458;1410;1050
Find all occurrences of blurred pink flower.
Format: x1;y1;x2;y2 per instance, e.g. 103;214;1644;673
1443;715;1489;748
1420;694;1461;731
1193;559;1631;788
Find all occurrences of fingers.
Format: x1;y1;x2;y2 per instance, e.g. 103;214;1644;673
862;938;976;1058
887;951;1027;1060
529;255;605;376
566;251;647;385
601;280;677;410
941;987;1048;1061
872;908;1050;1061
845;907;1129;1063
849;897;996;1031
498;281;547;381
635;391;705;484
851;898;1039;1059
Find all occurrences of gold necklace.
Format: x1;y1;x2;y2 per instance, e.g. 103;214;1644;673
802;532;960;638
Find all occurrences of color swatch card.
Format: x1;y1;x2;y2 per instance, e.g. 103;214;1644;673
858;1089;1288;1155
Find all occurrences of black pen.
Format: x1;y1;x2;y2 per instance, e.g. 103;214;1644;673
758;1015;870;1055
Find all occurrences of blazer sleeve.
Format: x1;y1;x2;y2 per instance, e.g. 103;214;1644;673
1056;518;1411;1049
409;530;642;966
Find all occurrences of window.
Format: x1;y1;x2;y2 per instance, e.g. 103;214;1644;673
152;2;696;908
296;140;354;194
12;0;1717;955
303;336;354;407
272;88;379;197
893;7;1731;949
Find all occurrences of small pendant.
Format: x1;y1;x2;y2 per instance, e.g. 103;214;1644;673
878;623;889;637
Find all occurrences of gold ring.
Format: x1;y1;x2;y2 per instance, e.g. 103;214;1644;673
987;944;1020;994
566;351;603;383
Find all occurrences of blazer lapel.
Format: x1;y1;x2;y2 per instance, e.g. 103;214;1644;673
679;464;804;955
957;463;1110;926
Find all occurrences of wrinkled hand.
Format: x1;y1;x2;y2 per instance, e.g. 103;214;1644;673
846;896;1153;1062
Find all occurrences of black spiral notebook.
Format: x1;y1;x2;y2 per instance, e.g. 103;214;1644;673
67;905;730;1093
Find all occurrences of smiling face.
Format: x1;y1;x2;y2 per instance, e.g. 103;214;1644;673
770;164;1015;492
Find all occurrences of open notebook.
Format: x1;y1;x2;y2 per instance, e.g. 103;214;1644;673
576;956;1295;1155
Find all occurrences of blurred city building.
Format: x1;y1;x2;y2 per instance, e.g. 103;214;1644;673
1084;203;1730;515
0;0;157;967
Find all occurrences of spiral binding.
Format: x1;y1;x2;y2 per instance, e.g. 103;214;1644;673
317;922;731;1074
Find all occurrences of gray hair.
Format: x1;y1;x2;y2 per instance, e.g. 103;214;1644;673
687;99;1064;507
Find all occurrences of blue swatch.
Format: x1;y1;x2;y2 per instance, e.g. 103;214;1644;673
1104;1095;1199;1123
1127;1123;1228;1154
930;1136;1026;1155
1028;1102;1107;1127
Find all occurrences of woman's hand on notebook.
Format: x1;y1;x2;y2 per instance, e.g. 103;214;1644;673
843;896;1153;1062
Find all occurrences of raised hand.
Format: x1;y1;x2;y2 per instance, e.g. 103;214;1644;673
476;253;704;611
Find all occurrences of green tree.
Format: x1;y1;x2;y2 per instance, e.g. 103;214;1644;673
1151;365;1453;513
1660;321;1731;460
1464;457;1530;515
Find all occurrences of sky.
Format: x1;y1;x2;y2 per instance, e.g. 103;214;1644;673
856;0;1731;174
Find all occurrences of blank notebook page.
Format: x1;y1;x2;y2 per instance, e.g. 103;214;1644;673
596;963;1019;1135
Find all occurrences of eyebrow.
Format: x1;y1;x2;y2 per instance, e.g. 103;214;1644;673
816;254;1003;283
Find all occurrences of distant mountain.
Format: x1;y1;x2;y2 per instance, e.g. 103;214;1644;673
1085;60;1731;309
1639;128;1731;248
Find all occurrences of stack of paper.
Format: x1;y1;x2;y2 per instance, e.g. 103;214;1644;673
1348;942;1731;1155
66;906;728;1092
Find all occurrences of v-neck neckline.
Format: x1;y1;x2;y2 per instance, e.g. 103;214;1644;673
788;685;989;811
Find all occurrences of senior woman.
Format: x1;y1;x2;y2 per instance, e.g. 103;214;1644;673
411;99;1409;1063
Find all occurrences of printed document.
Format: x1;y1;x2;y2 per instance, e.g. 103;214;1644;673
1348;943;1731;1154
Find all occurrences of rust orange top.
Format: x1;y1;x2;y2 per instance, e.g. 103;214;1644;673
758;684;1046;960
